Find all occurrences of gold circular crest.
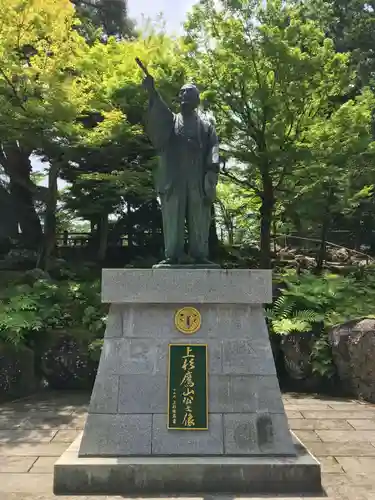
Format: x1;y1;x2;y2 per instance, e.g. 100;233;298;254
175;307;201;335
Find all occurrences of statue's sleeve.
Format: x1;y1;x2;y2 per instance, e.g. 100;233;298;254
206;125;220;172
146;91;174;150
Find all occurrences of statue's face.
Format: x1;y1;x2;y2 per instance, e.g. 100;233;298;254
179;84;200;112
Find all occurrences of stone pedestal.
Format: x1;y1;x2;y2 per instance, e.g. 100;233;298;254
54;269;321;495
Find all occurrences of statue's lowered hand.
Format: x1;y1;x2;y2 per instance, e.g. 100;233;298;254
204;170;218;203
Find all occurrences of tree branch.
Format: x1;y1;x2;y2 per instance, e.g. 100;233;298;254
71;0;104;10
221;167;262;198
274;163;289;192
0;66;26;111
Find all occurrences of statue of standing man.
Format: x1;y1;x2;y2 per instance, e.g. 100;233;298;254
137;58;220;268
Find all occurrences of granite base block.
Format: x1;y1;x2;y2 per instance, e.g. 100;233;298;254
54;432;322;496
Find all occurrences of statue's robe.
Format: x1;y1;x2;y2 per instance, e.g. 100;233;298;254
147;91;219;260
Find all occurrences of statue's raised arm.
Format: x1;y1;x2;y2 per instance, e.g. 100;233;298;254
136;57;174;150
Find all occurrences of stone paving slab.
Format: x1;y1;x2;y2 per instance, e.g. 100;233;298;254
306;441;375;457
0;416;75;430
51;430;80;443
0;430;58;443
0;473;54;493
347;419;375;430
316;456;343;473
316;430;375;442
336;456;375;472
0;443;68;456
1;392;375;499
290;419;353;430
285;410;303;418
29;457;58;474
300;410;375;419
284;403;333;410
0;456;37;473
292;430;322;442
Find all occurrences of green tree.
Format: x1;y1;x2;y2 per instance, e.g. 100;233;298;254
184;0;353;267
215;181;259;246
286;89;375;269
0;0;93;249
0;0;185;267
326;0;375;90
72;0;135;42
57;33;187;262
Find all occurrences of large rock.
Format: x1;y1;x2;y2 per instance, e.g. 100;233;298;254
348;320;375;403
279;331;323;392
329;319;360;393
0;343;37;401
281;332;315;382
329;318;375;402
37;332;98;390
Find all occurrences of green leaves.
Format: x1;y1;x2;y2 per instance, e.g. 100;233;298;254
0;0;90;144
272;314;318;335
182;0;359;266
0;277;106;346
267;268;375;380
270;269;375;333
266;293;324;334
311;334;336;378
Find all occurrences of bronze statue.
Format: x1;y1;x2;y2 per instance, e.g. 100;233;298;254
137;58;220;267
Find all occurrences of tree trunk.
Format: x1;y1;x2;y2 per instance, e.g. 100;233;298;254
126;201;133;249
209;205;220;260
316;219;329;273
259;175;275;269
97;213;109;261
36;162;59;270
0;185;18;240
272;219;277;253
0;143;43;248
228;219;234;245
316;188;334;274
260;201;273;268
10;181;42;248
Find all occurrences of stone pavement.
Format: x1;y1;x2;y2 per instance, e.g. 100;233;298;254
1;391;375;499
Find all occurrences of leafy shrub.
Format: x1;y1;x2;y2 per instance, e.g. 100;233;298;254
0;249;38;270
284;270;375;320
266;295;324;335
0;343;37;401
0;276;107;353
267;269;375;379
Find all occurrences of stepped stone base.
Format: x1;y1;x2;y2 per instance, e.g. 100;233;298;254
54;432;322;495
53;269;322;495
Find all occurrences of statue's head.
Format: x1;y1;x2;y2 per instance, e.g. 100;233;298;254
178;84;200;113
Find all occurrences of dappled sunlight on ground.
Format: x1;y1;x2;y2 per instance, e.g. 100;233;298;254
0;391;375;499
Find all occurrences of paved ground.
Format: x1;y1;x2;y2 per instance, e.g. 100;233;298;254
1;392;375;499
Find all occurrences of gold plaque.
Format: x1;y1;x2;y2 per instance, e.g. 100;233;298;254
175;307;201;334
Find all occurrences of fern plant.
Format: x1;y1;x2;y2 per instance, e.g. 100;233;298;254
311;334;336;379
266;276;333;379
267;269;375;380
266;295;324;335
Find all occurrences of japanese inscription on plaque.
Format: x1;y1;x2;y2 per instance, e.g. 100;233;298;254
167;344;208;430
